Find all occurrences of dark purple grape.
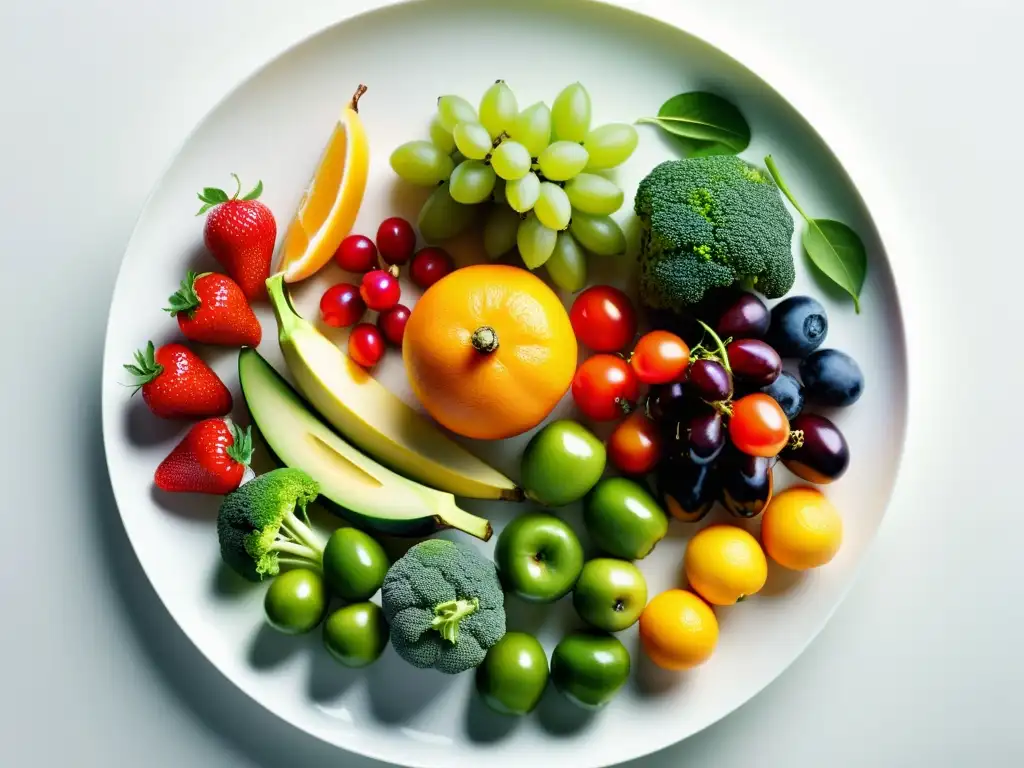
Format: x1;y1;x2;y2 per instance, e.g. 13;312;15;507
687;359;732;402
760;371;804;421
727;338;782;387
782;413;850;484
647;382;702;424
718;448;774;518
799;349;863;407
656;450;719;523
767;296;828;358
687;411;724;464
716;293;770;339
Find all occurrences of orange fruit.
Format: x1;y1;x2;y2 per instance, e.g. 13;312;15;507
761;486;843;570
684;524;767;606
403;265;577;440
639;589;718;671
278;85;370;283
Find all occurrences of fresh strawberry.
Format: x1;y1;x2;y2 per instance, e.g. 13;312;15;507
124;341;232;419
154;418;253;494
197;174;276;301
165;271;262;347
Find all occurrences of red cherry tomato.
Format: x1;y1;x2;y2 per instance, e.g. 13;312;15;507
630;330;690;385
409;247;454;290
334;234;378;273
360;269;401;311
729;393;790;457
571;354;640;421
377;304;411;346
607;411;663;475
569;285;637;353
348;323;385;368
319;283;365;328
376;217;416;265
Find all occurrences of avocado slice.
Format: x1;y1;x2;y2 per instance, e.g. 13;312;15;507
238;347;492;541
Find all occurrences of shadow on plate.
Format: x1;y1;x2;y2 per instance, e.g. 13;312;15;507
628;641;693;698
308;638;363;704
364;648;457;725
150;482;221;521
463;691;520;744
760;559;805;598
123;392;185;447
210;559;260;600
248;622;306;671
534;683;596;736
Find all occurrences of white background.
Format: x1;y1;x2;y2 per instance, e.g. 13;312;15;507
1;0;1021;766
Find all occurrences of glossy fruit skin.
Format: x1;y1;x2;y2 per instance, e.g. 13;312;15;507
760;371;804;421
569;285;638;353
799;349;864;407
607;412;663;476
718;447;774;518
630;331;690;385
728;393;790;457
584;477;669;560
656;450;719;523
727;338;782;387
320;283;366;328
716;292;770;339
782;413;850;484
521;420;606;507
494;512;584;603
573;558;648;632
127;342;232;420
323;602;389;668
202;194;277;301
334;234;379;273
639;589;718;670
403;265;577;440
167;272;262;347
551;631;631;709
647;381;704;426
376;216;417;265
767;296;828;358
154;418;251;494
347;323;385;369
359;269;401;312
761;486;843;570
322;527;389;601
476;632;549;716
409;246;454;289
687;359;732;402
685;524;768;606
264;569;328;635
377;304;411;346
572;354;640;421
687;411;725;464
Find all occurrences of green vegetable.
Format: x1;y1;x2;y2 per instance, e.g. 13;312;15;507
635;155;796;311
637;92;751;156
765;155;868;313
381;539;506;675
264;568;328;635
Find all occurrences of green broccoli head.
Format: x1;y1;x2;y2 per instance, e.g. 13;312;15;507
217;468;323;582
381;539;505;675
635;155;796;311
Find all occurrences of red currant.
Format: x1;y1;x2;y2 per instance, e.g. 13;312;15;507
376;217;416;265
409;247;455;290
348;323;385;368
319;283;365;328
378;304;411;346
334;234;378;273
359;269;401;311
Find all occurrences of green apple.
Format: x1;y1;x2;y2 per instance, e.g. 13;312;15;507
551;631;630;709
494;512;584;602
572;558;647;632
584;477;668;560
520;420;605;507
475;632;549;715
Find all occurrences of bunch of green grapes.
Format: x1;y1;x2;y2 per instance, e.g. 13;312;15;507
389;81;638;292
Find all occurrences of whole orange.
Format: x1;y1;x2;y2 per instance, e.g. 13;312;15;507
639;589;718;671
402;264;577;440
684;524;768;606
761;486;843;570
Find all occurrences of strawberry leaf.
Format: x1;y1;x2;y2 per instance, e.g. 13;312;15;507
164;271;202;317
123;341;163;389
242;179;264;201
226;422;254;467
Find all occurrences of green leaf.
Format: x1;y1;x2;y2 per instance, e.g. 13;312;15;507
636;92;750;154
802;219;867;313
242;179;263;201
200;187;229;203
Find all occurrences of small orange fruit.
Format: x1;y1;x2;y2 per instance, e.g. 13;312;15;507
761;486;843;570
639;589;718;671
684;524;767;606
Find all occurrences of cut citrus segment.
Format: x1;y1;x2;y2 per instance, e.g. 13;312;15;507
278;85;370;283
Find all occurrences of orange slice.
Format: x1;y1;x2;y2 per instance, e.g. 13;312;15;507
278;85;370;283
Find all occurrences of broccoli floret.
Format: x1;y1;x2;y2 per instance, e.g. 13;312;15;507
217;468;324;582
635;155;796;311
381;539;505;675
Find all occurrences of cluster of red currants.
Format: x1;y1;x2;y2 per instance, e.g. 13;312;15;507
320;216;454;368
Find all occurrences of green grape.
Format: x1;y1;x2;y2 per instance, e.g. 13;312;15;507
506;171;541;213
517;213;558;269
583;124;639;170
534;182;571;231
551;82;592;142
490;140;532;181
570;211;626;256
453;122;493;160
546;232;588;292
418;183;477;243
437;95;478;132
483;205;520;260
492;178;506;205
389;141;455;186
479;80;518;139
537;141;589;181
429;116;456;154
510;102;552;158
449;160;496;204
564;173;625;215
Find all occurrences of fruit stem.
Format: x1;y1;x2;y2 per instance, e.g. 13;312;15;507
349;84;368;113
697;320;731;374
471;326;499;354
712;400;733;418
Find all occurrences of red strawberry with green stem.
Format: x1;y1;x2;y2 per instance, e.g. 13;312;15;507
197;174;276;301
155;418;253;494
165;271;262;347
124;341;232;419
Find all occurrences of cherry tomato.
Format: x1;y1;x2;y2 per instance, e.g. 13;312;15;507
571;354;640;421
630;331;690;385
319;283;365;328
569;286;637;353
729;393;790;457
348;323;385;368
409;247;454;290
376;217;416;265
608;411;663;475
360;269;401;311
334;234;378;273
377;304;411;346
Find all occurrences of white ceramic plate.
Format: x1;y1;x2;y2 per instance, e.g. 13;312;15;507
101;1;908;765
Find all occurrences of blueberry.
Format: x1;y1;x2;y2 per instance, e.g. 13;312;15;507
799;349;864;407
767;296;828;358
760;371;804;420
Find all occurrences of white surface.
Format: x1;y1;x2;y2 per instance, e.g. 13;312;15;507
1;0;1022;766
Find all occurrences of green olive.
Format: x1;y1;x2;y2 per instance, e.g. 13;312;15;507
475;632;549;715
323;602;389;668
322;528;390;601
264;568;328;635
